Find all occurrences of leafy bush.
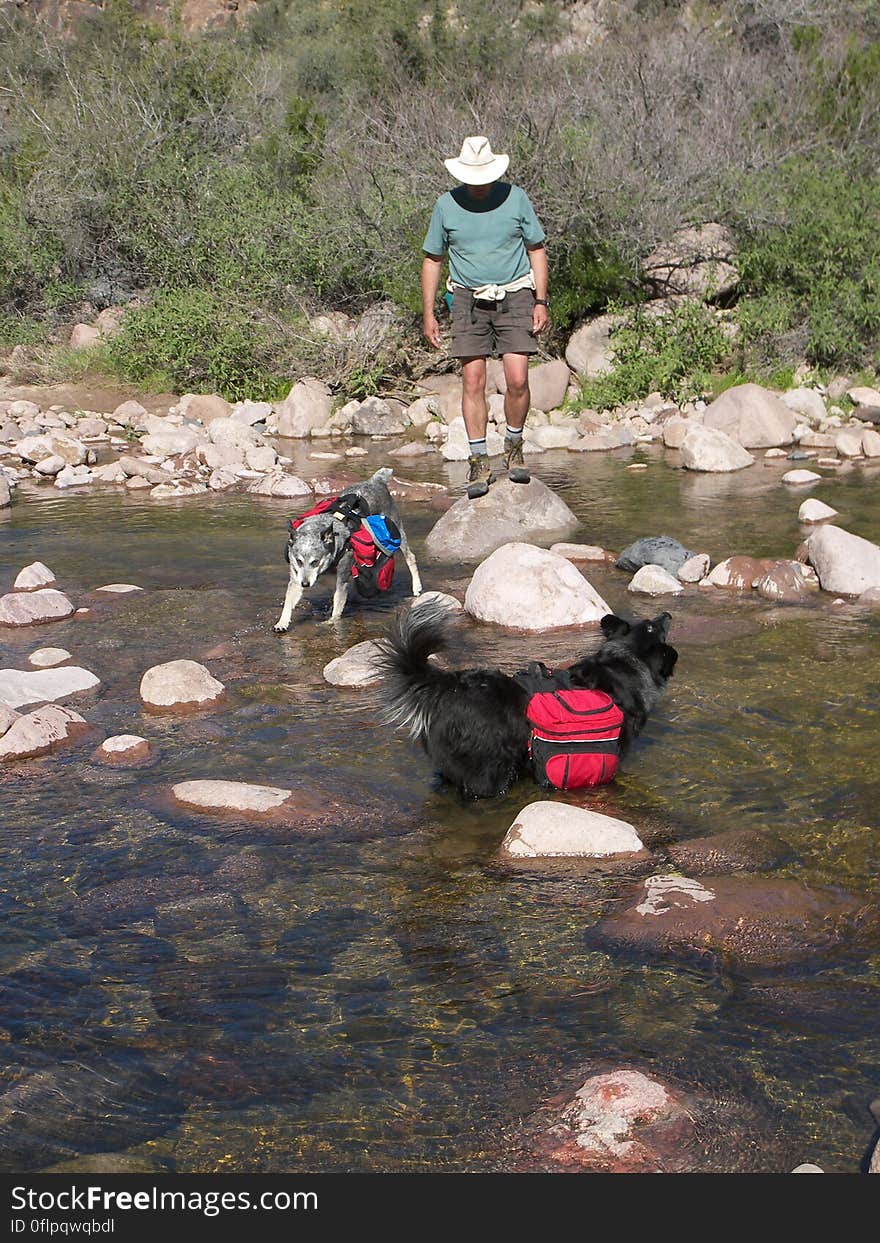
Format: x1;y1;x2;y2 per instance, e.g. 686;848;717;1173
735;160;880;369
575;300;732;411
103;290;285;400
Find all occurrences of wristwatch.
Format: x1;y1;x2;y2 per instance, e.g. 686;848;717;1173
534;297;549;307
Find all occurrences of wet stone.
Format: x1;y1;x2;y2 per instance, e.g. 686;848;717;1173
666;829;797;875
587;874;880;972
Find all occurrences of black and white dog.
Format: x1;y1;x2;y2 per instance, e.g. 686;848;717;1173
274;467;422;631
377;599;678;800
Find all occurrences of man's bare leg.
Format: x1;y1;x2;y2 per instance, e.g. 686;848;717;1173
501;351;531;483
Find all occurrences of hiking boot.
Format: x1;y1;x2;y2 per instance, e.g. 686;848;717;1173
466;454;494;499
503;435;531;483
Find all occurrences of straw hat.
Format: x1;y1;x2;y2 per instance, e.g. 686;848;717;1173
443;136;509;185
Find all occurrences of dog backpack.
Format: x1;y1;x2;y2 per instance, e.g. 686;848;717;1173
348;515;401;598
526;688;624;790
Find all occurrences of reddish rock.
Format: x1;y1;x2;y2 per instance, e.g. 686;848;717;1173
587;874;879;971
703;555;776;591
92;735;155;767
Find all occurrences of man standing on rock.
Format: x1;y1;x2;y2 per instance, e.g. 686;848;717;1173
421;136;549;498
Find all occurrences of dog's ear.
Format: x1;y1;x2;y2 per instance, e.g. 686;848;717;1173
648;644;678;679
600;614;630;638
652;612;672;640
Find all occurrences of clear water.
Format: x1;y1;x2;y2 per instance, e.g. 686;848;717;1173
1;438;879;1172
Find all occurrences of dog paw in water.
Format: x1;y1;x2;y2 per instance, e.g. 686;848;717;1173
273;624;289;634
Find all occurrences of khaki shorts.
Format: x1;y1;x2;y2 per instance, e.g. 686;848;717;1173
449;287;538;359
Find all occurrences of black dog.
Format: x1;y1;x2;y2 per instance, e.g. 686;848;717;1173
377;600;678;800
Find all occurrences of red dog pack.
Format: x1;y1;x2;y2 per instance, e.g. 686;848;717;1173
526;688;624;790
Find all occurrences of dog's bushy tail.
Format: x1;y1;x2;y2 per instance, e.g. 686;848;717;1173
376;598;453;741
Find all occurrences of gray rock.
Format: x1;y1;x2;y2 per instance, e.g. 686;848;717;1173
644;223;738;300
565;313;616;377
617;536;696;575
350;396;410;436
271;379;333;437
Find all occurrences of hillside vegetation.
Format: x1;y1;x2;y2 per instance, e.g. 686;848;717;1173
0;0;878;399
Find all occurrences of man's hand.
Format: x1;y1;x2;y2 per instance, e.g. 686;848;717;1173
423;313;442;349
532;303;549;334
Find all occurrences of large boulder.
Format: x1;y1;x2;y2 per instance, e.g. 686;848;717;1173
139;660;225;710
643;223;738;300
349;396;410;437
587;873;879;971
805;525;880;595
271;379;333;438
206;417;263;451
565;313;616;377
425;477;578;562
0;589;75;627
0;666;100;711
0;704;90;761
617;536;695;576
680;424;755;472
702;384;797;448
528;359;571;412
464;542;610;631
500;803;645;858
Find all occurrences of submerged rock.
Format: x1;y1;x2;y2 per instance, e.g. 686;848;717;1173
667;829;796;875
140;659;225;710
465;542;610;631
500;803;645;859
425;477;578;563
587;873;879;971
27;648;71;668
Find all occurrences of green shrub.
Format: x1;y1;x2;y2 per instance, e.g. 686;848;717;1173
103;289;284;400
574;300;732;411
735;160;880;369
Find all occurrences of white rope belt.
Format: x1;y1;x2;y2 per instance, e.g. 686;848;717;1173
446;271;535;302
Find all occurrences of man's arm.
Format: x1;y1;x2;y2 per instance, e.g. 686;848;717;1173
421;254;444;349
527;243;549;334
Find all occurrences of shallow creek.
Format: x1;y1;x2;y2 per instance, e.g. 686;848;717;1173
1;438;879;1172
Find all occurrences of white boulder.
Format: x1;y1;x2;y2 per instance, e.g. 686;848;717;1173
465;542;610;631
139;659;225;709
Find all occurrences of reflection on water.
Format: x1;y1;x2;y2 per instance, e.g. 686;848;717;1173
1;440;879;1172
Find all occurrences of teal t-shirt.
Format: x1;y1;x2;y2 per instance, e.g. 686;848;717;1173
422;183;546;288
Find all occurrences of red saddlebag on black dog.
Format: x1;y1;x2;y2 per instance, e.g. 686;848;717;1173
526;688;624;790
